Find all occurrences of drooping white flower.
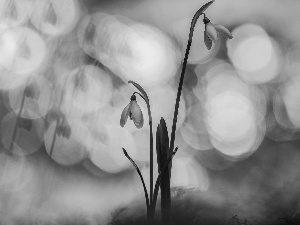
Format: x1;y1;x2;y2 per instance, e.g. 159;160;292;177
120;94;144;129
203;16;232;50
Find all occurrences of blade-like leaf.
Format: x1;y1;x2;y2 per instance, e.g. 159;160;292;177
152;147;178;214
198;0;215;15
157;118;171;225
156;117;170;172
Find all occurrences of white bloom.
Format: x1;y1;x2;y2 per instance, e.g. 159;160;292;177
203;17;232;50
120;95;144;129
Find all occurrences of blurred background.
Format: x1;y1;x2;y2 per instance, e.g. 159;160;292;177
1;0;300;224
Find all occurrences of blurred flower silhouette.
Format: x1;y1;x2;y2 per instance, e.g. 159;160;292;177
17;117;32;131
203;16;232;49
56;119;71;139
120;94;144;129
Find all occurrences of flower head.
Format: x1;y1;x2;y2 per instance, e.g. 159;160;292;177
203;16;232;50
56;118;71;139
120;94;144;129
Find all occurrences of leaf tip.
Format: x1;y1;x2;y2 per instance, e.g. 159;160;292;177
122;148;127;156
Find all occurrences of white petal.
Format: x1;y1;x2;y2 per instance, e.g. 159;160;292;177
131;101;144;129
214;24;233;39
204;31;212;50
120;103;131;127
206;23;218;43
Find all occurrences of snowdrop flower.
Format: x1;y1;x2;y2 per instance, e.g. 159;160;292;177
203;16;232;50
120;94;144;129
57;118;71;139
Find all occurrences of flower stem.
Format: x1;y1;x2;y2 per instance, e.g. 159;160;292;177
169;39;191;156
132;90;153;207
169;9;205;158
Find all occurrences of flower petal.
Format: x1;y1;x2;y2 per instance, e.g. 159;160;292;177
130;101;144;129
120;103;131;127
214;24;233;39
206;23;218;43
204;31;212;50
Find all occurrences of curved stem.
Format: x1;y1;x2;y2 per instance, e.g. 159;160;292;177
133;90;153;206
169;9;205;158
128;81;153;206
151;147;178;217
122;148;150;212
133;91;146;102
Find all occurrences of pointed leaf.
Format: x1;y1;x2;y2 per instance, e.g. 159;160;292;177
152;147;179;213
204;31;212;50
157;118;171;224
128;81;149;104
214;24;233;39
198;0;215;15
156;118;170;172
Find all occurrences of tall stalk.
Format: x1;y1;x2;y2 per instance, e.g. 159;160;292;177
169;1;213;164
